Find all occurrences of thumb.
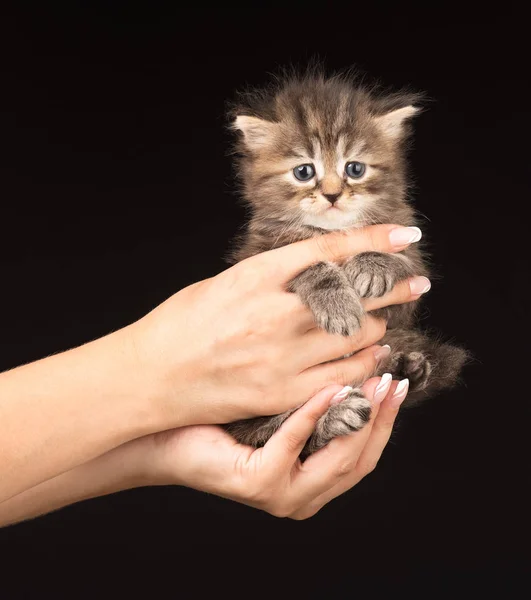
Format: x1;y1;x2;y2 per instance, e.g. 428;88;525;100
262;384;348;470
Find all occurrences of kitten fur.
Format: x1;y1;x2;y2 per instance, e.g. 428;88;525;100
224;68;468;458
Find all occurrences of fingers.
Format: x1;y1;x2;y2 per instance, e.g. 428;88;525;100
291;377;408;520
261;384;346;473
353;378;408;476
286;377;386;509
248;224;423;285
297;314;387;368
299;341;387;397
362;276;432;312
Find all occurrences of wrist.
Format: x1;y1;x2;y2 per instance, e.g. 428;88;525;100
125;306;200;432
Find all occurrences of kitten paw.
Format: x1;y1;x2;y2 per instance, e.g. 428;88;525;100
303;388;371;456
345;252;410;298
288;261;365;336
390;351;432;392
311;286;365;336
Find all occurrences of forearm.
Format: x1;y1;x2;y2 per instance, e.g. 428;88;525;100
0;325;164;503
0;433;155;528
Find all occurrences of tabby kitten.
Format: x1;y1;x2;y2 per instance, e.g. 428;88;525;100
224;70;467;457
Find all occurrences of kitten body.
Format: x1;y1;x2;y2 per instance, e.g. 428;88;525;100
225;70;467;457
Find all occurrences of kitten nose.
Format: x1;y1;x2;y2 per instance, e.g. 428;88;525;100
323;193;341;205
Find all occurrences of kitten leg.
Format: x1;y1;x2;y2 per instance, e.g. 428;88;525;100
224;410;297;449
224;388;372;459
288;262;364;336
344;251;414;299
378;328;469;406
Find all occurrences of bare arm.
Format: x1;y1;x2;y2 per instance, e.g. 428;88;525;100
0;327;160;503
0;435;152;528
0;376;408;526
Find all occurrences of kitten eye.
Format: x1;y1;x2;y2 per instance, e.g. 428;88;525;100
293;164;315;182
345;161;366;179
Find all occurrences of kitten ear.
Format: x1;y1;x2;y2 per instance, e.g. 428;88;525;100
232;115;278;150
374;106;420;140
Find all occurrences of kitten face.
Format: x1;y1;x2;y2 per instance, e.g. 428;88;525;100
232;74;420;230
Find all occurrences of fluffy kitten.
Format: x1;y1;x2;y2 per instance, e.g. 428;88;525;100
224;70;467;457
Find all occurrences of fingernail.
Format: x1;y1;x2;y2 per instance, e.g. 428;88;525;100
374;344;391;362
374;373;392;404
389;226;422;247
330;385;353;406
409;276;431;296
391;378;409;408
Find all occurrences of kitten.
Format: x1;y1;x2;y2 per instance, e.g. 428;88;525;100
224;69;468;458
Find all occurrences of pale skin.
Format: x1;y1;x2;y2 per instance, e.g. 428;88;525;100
0;224;429;522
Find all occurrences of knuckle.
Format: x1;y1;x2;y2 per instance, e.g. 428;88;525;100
244;484;273;507
336;459;356;478
269;503;294;519
290;507;320;521
283;431;303;454
332;364;349;385
379;414;398;430
359;457;379;475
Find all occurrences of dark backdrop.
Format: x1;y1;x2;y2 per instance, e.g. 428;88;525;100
1;3;529;597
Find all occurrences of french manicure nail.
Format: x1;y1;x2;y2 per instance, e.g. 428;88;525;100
389;226;422;247
409;276;431;296
374;373;392;404
374;344;391;362
391;378;409;408
330;385;353;405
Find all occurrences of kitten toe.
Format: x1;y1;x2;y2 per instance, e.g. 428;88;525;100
288;261;365;336
403;351;432;391
311;286;365;336
388;350;432;392
303;388;371;456
345;252;412;298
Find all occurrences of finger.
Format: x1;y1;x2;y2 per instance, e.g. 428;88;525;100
292;378;407;519
362;276;432;312
297;314;387;368
299;342;387;397
284;377;385;510
352;377;408;478
250;224;422;285
261;384;346;472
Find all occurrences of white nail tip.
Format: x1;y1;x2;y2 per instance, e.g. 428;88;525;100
375;373;392;395
334;385;353;399
394;378;410;398
408;227;422;243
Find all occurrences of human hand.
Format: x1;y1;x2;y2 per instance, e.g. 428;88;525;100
136;374;409;519
128;225;429;429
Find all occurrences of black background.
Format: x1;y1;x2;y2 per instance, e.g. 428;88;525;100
1;3;529;597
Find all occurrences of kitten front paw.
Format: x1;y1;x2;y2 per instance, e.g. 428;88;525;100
311;285;364;336
303;388;371;457
288;261;365;336
389;351;432;392
345;252;411;298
